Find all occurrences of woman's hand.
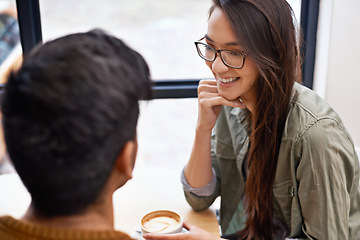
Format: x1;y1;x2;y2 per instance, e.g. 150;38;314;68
143;221;223;240
196;79;243;132
183;79;245;188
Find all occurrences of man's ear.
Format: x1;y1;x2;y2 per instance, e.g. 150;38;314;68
114;140;137;180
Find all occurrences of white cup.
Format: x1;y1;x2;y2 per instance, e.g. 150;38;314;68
141;210;183;234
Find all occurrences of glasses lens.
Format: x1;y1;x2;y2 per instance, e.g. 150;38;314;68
221;50;245;68
196;43;215;61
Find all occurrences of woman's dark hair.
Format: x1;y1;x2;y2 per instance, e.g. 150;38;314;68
210;0;301;239
1;29;152;217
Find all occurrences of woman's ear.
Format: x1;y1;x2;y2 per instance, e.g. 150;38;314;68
114;140;137;180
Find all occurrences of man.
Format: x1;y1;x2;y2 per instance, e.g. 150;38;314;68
0;29;152;239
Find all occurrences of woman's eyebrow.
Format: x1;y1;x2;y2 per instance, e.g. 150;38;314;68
204;34;214;42
204;34;240;46
226;42;240;46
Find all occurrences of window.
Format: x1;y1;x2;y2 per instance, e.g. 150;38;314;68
15;0;319;97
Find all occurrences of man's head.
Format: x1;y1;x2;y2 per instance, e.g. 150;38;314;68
1;29;151;217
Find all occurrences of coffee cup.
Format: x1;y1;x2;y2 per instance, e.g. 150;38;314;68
141;210;183;234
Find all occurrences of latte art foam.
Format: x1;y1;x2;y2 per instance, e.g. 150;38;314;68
143;216;181;233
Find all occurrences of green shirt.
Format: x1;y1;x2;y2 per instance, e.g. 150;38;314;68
184;83;360;239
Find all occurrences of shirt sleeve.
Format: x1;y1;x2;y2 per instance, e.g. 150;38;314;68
296;118;359;239
181;167;217;196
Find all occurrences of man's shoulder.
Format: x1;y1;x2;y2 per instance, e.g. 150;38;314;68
0;215;135;240
0;216;22;240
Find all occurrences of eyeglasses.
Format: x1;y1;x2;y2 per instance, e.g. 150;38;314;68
194;37;247;69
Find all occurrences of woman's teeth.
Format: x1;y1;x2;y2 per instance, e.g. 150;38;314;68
218;77;238;84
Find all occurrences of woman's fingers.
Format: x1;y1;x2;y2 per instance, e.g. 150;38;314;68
198;79;218;95
197;79;246;109
182;221;199;231
198;84;218;94
198;93;245;109
198;79;217;86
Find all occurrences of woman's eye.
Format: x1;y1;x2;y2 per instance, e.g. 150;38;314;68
204;44;213;49
229;51;242;56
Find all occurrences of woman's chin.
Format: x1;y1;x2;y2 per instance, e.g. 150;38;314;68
218;91;239;101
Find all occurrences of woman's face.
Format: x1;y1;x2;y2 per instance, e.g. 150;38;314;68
206;7;259;111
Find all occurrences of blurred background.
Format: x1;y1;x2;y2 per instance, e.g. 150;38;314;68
0;0;359;174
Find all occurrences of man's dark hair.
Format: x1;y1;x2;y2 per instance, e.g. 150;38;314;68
1;29;152;217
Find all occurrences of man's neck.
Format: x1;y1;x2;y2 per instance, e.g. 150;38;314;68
21;197;114;231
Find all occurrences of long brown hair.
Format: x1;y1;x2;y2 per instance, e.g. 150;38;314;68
210;0;301;239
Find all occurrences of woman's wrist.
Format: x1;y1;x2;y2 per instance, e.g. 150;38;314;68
195;124;213;135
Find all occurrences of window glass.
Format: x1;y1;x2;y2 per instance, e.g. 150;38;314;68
40;0;301;81
137;98;197;170
39;0;213;80
288;0;302;23
287;0;302;27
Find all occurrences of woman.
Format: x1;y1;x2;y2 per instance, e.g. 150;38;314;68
144;0;360;239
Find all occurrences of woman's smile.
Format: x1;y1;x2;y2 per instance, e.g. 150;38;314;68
217;76;239;84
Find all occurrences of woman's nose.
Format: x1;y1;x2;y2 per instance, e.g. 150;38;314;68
210;54;229;74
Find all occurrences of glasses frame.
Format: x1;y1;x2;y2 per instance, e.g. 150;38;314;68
194;37;247;69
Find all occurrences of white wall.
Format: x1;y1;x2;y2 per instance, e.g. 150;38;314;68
314;0;360;147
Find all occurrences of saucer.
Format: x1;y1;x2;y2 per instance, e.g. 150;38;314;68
131;227;188;240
